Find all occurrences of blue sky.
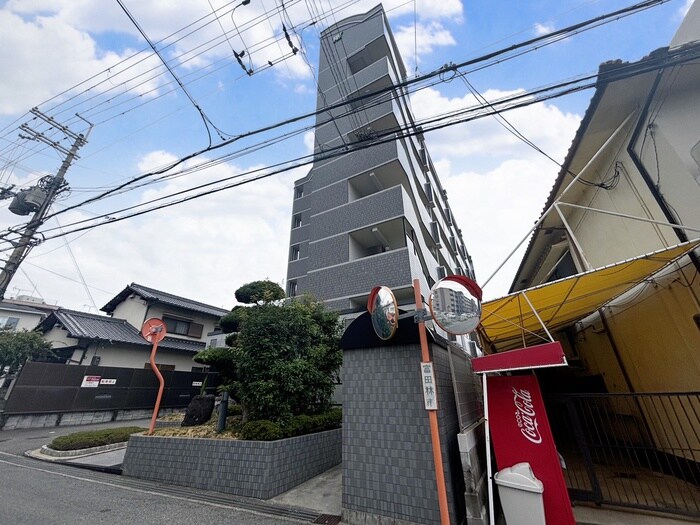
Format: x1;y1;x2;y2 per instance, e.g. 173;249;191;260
0;0;694;311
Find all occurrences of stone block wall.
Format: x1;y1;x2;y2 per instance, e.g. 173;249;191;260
342;341;468;525
122;428;341;499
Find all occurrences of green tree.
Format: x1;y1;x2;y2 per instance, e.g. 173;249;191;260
233;296;341;422
234;280;284;305
218;305;248;334
193;346;239;397
0;330;54;373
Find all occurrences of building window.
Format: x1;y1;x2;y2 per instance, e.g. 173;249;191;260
163;316;203;338
0;316;19;330
288;280;298;297
295;185;304;199
209;338;218;348
290;245;300;261
293;214;302;228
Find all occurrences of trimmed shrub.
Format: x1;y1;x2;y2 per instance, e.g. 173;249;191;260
284;414;314;437
239;420;282;441
49;427;146;451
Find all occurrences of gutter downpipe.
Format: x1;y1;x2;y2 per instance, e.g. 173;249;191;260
626;69;700;274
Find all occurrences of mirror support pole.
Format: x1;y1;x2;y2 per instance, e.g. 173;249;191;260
483;373;495;525
413;279;450;525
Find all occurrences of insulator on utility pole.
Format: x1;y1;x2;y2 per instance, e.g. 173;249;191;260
0;114;89;300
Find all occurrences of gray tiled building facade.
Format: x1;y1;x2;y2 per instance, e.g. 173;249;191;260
286;5;474;315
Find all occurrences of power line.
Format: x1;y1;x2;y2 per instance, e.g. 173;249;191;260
115;0;231;144
15;44;699;247
0;0;676;241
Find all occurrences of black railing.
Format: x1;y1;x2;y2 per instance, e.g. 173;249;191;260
546;392;700;518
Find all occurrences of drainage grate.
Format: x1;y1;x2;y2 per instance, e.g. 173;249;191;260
313;515;341;525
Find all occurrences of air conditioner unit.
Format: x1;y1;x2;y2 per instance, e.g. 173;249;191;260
437;266;447;279
419;148;428;171
445;208;453;225
424;182;434;204
458;244;467;259
449;236;457;251
430;222;440;244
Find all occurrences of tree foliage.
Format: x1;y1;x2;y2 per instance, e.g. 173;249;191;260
234;280;285;305
193;346;237;382
218;306;248;334
233;296;341;422
0;330;54;373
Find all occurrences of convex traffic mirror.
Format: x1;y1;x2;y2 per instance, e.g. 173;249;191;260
367;276;482;340
367;285;399;340
428;276;482;335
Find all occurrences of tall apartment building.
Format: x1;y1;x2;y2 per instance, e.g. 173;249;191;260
286;5;473;318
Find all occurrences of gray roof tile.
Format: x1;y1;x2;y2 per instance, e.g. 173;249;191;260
40;309;205;353
101;283;229;318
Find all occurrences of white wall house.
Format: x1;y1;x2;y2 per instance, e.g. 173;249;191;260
508;7;700;393
0;301;46;332
38;283;229;371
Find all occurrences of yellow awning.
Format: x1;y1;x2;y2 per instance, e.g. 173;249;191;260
481;240;700;348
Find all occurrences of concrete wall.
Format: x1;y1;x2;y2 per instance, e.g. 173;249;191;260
122;429;342;499
81;342;198;372
0;407;180;430
342;340;468;525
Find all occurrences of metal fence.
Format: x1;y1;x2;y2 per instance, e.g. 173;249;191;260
3;361;218;415
546;392;700;518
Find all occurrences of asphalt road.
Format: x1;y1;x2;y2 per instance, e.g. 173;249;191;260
0;422;317;525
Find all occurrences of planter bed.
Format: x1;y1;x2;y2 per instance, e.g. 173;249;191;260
122;428;341;499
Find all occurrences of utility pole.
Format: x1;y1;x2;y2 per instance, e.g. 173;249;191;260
0;109;89;300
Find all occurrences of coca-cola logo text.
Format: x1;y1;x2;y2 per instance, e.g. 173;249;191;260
512;387;542;444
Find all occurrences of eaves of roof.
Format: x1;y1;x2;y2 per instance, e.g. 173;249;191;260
507;47;686;292
101;282;228;318
40;309;204;353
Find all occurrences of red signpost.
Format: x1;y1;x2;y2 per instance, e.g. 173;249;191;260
141;318;167;436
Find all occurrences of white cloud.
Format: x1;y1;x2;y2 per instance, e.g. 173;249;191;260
533;22;554;36
303;131;315;154
394;21;457;67
0;9;164;116
410;87;579;165
6;155;306;311
410;87;581;299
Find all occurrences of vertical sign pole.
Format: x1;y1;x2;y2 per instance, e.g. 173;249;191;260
483;373;495;525
413;279;450;525
141;319;167;437
148;335;165;436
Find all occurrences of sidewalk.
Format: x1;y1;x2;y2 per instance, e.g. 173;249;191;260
26;445;696;524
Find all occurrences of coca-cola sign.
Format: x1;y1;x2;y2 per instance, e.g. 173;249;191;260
488;374;575;524
513;387;542;444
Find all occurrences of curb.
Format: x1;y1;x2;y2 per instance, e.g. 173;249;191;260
39;441;128;458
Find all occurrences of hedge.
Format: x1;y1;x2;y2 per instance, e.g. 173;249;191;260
49;427;146;451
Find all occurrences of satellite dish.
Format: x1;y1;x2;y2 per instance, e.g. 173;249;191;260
367;285;398;340
428;276;482;335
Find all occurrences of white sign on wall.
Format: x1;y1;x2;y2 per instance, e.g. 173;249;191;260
81;375;101;388
420;362;438;410
99;378;117;385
